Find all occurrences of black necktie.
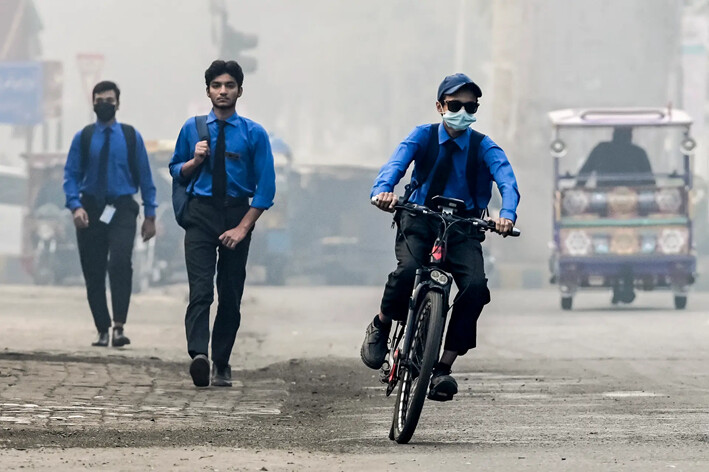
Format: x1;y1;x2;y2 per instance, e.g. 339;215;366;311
96;127;112;208
213;120;227;205
425;140;457;208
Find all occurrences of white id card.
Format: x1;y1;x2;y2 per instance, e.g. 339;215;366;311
99;204;116;224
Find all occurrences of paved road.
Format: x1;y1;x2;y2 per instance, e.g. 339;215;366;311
0;284;708;470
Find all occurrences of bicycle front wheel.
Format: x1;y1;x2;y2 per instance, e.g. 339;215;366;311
390;289;445;444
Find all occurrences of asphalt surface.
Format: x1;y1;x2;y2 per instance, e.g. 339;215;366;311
0;284;708;470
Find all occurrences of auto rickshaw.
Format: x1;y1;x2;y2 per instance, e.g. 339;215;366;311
548;107;697;310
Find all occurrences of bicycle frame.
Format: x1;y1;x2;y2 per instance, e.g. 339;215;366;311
383;198;472;392
400;269;451;362
373;195;521;442
380;196;520;388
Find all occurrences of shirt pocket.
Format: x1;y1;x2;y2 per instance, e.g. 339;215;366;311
224;145;250;183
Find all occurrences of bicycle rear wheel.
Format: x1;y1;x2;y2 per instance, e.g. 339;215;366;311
390;290;445;444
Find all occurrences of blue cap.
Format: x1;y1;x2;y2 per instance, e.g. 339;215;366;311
437;73;482;101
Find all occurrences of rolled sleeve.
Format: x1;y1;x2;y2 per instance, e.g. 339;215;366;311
63;131;83;211
250;126;276;209
135;132;157;217
481;139;520;222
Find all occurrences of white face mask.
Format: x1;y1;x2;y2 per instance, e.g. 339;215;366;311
442;108;477;130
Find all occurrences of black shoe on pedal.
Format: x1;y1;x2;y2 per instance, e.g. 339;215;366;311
360;315;390;370
428;368;458;402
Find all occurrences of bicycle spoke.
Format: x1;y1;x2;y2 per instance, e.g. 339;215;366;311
391;290;446;444
410;299;431;378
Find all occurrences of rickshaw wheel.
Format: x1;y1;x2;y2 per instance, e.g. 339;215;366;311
561;296;573;311
674;295;687;310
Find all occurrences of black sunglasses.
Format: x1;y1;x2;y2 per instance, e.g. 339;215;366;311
444;100;479;114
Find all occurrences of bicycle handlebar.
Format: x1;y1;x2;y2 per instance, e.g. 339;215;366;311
370;196;521;237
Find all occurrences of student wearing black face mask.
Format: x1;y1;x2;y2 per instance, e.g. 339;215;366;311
63;80;158;348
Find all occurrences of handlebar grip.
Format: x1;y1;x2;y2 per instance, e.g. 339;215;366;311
483;218;521;237
371;195;404;206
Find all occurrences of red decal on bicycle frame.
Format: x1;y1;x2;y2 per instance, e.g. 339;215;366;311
388;349;399;383
431;244;445;262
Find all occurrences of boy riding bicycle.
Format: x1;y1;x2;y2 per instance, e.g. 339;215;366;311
361;73;521;402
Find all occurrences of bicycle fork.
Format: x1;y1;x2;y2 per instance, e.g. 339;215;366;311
380;267;453;393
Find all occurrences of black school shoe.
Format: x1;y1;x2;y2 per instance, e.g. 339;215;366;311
112;328;131;347
428;368;458;402
91;332;109;347
189;354;210;387
211;364;232;387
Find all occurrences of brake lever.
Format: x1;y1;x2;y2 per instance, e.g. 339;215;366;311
477;218;521;237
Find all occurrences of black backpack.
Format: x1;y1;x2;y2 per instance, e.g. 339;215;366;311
403;123;486;213
172;115;209;228
80;123;139;186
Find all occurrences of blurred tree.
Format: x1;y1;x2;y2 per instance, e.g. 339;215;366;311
0;0;42;60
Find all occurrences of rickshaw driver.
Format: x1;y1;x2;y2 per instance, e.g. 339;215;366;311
576;126;655;305
577;126;655;187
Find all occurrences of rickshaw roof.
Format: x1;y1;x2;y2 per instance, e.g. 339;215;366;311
548;107;693;128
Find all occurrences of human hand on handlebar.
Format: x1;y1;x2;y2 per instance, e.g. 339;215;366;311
488;217;515;236
372;192;398;213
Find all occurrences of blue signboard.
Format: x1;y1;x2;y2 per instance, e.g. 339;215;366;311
0;61;43;125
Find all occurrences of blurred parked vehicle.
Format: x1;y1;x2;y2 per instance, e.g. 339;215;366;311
0;165;27;257
285;163;392;285
21;152;153;291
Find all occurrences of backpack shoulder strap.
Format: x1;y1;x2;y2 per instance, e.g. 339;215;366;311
467;129;486;162
195;115;209;142
79;124;96;177
466;129;487;211
120;124;139;187
182;115;210;190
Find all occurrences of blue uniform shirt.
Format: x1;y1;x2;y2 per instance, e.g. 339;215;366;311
169;110;276;210
371;124;520;221
63;120;158;217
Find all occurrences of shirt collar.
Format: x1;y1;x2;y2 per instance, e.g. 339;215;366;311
95;120;120;133
438;123;471;151
207;109;240;126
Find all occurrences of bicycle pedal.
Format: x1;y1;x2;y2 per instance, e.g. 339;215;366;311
379;360;391;383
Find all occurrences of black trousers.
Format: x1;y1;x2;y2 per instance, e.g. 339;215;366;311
380;211;491;354
183;198;252;368
76;195;138;333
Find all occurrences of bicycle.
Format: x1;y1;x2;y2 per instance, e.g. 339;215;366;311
372;195;520;444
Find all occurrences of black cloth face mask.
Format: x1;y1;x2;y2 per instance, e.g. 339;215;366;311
94;102;116;122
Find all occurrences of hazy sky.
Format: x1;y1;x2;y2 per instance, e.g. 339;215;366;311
2;0;697;264
24;0;487;167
